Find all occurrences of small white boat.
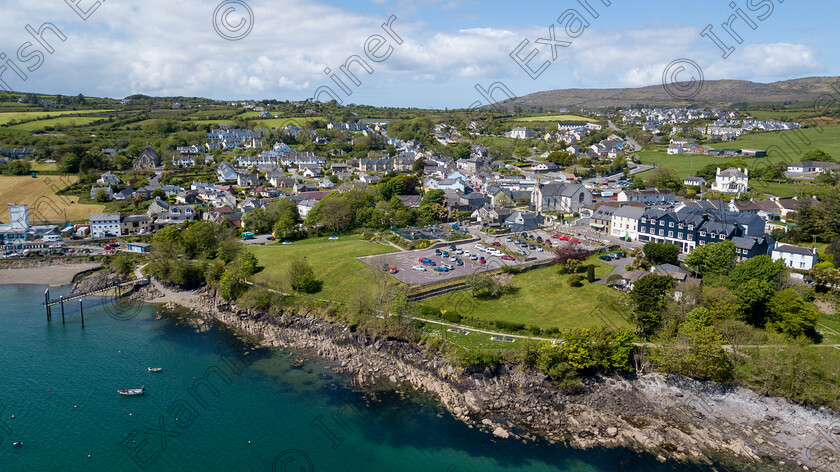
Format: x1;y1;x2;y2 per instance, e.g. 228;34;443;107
147;367;162;373
118;387;145;396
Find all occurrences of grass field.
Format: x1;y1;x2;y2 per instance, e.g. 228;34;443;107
635;125;840;179
0;109;112;126
0;175;103;223
10;116;102;131
191;116;323;129
420;260;631;331
515;114;592;123
250;237;400;302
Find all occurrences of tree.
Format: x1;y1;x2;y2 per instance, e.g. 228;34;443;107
182;220;219;258
568;274;583;287
643;242;680;265
586;264;595;283
766;289;818;339
552;243;591;267
735;278;774;326
111;255;133;276
729;255;787;289
684;241;736;276
630;274;676;336
94;189;110;203
307;196;352;233
288;258;322;293
644;167;682;192
653;315;733;382
151;188;166;199
421;189;445;207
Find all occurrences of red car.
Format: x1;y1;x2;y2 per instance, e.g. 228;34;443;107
559;236;570;241
550;234;560;239
501;255;515;261
418;258;425;262
491;242;501;247
570;238;581;244
104;245;117;250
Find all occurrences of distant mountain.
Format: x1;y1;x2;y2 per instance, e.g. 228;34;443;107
494;77;840;111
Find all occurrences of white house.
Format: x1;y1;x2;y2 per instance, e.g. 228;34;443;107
531;182;592;213
97;172;120;186
508;127;536;139
683;177;707;187
90;213;121;238
711;167;748;194
610;205;645;241
771;243;818;271
787;161;840;174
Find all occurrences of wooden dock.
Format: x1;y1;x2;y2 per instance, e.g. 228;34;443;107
42;278;149;326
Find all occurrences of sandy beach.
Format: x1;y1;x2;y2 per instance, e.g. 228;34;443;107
0;262;103;286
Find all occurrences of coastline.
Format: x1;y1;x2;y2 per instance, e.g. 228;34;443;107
129;278;839;472
0;261;103;286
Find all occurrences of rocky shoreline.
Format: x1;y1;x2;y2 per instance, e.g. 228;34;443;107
123;279;838;472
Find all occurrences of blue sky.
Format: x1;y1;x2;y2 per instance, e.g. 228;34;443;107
0;0;835;108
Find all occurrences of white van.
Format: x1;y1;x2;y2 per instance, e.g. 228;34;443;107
43;235;63;242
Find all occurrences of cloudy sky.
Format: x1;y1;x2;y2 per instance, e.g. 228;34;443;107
0;0;835;108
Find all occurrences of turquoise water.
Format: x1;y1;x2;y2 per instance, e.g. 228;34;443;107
0;284;762;472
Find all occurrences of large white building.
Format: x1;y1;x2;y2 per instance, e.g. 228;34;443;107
610;205;646;241
771;243;818;271
90;213;121;238
711;167;748;194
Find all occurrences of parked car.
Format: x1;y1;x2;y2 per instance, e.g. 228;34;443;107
456;248;464;254
536;236;543;243
442;251;449;257
570;238;581;244
520;243;528;248
559;235;570;241
479;257;486;264
529;244;536;250
550;234;560;239
389;266;398;274
443;264;454;270
599;255;612;261
412;265;426;271
463;251;471;256
435;249;442;256
470;254;478;260
506;236;512;242
514;239;521;245
450;256;457;262
491;242;501;247
434;266;448;272
501;255;515;261
455;259;464;266
449;245;456;250
266;236;274;241
537;247;544;252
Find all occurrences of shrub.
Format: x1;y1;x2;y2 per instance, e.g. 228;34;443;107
441;310;462;324
494;320;526;332
568;274;583;287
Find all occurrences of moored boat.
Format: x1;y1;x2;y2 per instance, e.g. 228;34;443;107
118;387;145;396
147;367;162;372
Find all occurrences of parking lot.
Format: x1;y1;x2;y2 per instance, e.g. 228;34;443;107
360;232;563;286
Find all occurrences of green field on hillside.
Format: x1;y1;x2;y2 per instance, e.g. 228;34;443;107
515;114;592;123
10;116;103;131
420;259;630;331
250;237;400;302
0;109;112;126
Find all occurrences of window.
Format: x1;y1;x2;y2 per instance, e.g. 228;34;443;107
678;232;683;239
678;223;684;229
659;229;664;236
659;220;665;226
688;225;694;230
669;222;674;228
668;231;674;237
641;218;647;223
687;234;693;241
700;231;706;237
800;262;806;269
720;234;725;240
649;228;655;234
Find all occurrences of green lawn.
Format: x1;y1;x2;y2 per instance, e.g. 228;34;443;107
418;321;522;353
250;237;399;302
420;260;631;331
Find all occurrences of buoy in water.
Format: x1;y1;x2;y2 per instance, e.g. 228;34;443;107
13;441;22;447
